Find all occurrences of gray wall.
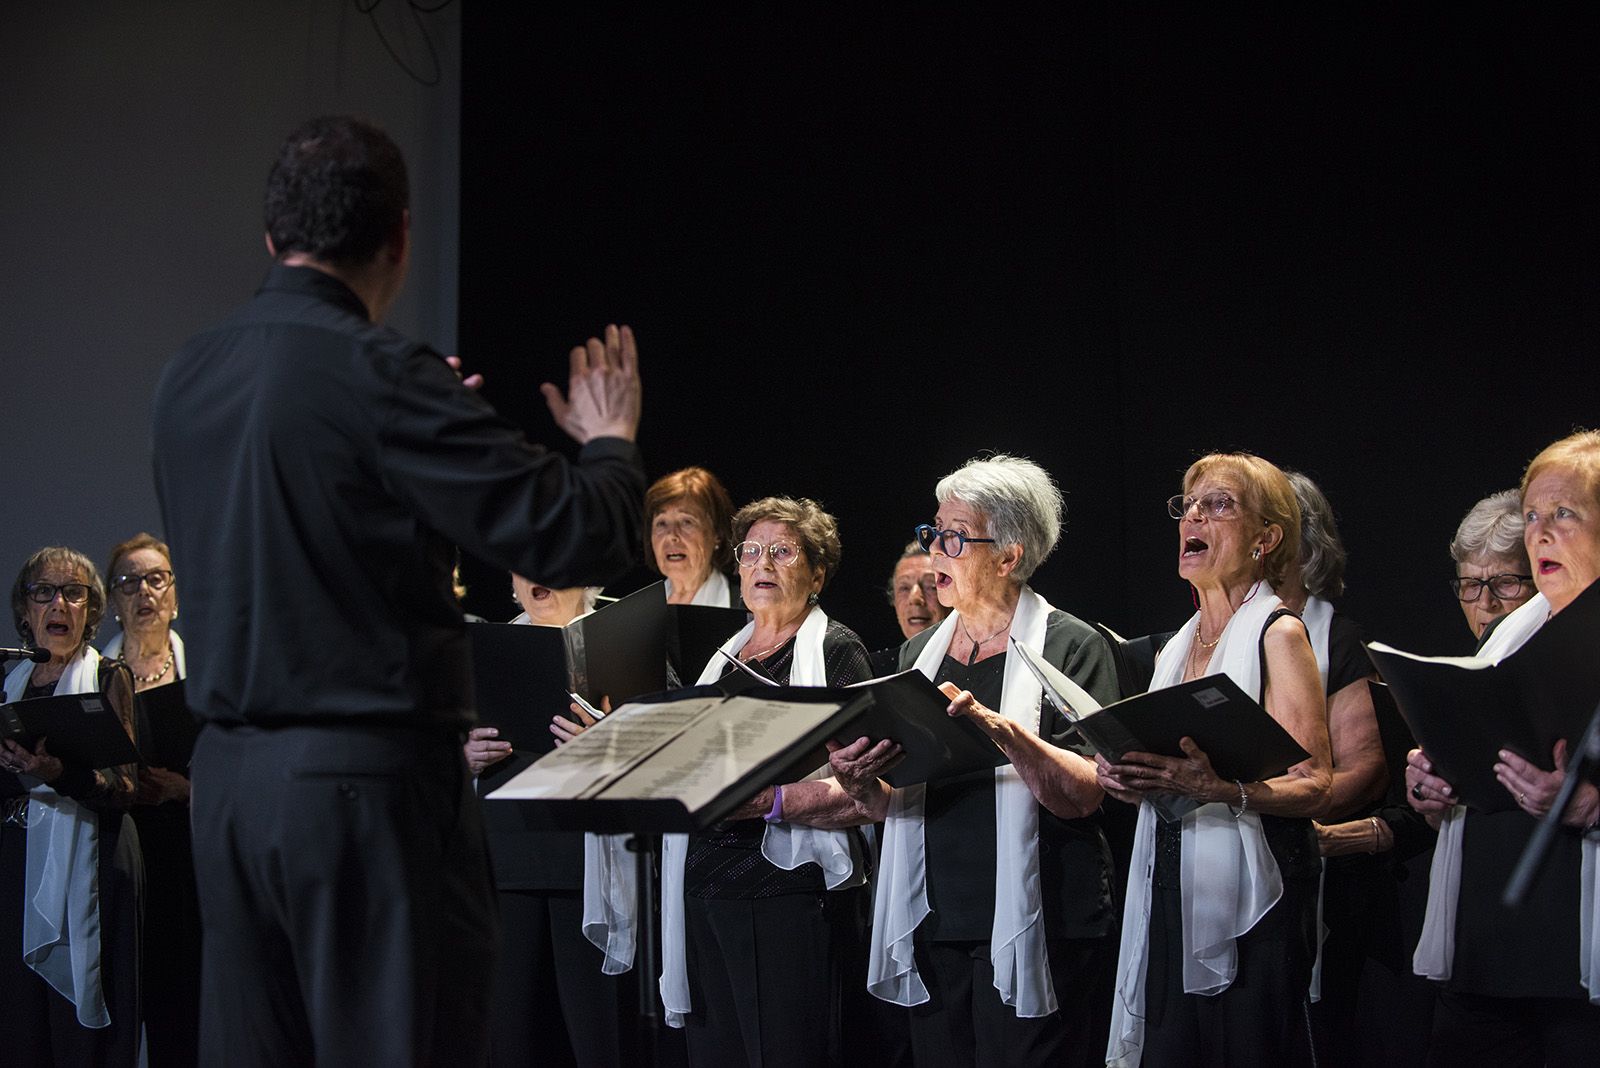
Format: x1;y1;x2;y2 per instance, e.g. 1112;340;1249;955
0;1;459;642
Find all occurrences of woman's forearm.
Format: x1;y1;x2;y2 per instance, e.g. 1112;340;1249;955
985;718;1103;820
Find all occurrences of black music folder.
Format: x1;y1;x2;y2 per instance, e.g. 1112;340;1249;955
1012;640;1311;821
668;603;750;685
487;684;876;833
564;582;671;706
134;679;200;769
0;691;140;769
836;670;1007;787
1365;578;1600;813
468;622;570;766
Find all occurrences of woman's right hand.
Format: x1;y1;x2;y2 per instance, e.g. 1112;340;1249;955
1094;753;1145;806
550;696;607;746
2;737;63;783
1405;748;1457;819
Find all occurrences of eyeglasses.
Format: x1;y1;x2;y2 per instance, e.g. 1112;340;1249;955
734;540;803;568
24;582;91;605
110;569;175;596
1449;573;1533;603
914;524;996;558
1167;493;1242;520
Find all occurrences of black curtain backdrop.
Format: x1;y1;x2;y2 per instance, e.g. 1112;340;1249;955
458;7;1597;658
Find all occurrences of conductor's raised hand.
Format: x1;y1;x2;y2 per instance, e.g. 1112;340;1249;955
540;324;641;444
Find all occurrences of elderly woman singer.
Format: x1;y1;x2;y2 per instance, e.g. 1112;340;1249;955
0;547;139;1065
576;496;881;1066
645;466;739;606
102;533;199;1067
1099;452;1332;1068
1449;488;1537;643
1407;431;1600;1064
869;541;949;675
832;454;1121;1068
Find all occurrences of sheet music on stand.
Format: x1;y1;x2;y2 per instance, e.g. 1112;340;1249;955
487;685;867;833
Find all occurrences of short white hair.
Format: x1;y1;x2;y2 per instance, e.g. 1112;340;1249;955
1450;490;1527;566
934;454;1062;582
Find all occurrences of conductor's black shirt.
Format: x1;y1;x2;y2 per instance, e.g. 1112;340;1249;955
151;265;645;727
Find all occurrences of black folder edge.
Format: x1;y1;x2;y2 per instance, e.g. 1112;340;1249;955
834;671;1008;788
1364;578;1600;813
492;685;874;834
132;679;200;770
1;692;141;769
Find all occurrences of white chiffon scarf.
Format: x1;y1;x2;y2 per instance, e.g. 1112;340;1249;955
1107;584;1287;1067
101;627;187;681
1412;593;1598;1003
664;570;733;608
867;587;1058;1016
4;646;111;1027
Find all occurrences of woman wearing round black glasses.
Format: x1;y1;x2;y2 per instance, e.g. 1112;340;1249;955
1;547;140;1065
829;454;1121;1068
1448;489;1535;644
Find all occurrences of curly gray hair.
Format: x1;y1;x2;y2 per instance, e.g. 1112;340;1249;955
934;454;1062;582
1449;489;1528;566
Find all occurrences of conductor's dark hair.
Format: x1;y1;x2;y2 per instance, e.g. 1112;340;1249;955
263;116;409;266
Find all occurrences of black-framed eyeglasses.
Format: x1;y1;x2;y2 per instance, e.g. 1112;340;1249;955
110;569;175;596
24;582;91;606
1449;573;1533;603
734;540;804;568
914;524;996;558
1167;493;1242;520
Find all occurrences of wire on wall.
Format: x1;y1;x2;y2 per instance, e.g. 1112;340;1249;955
354;0;455;87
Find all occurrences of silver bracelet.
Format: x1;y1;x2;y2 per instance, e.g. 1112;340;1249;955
1232;779;1249;819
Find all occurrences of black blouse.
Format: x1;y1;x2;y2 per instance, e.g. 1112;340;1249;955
684;619;872;900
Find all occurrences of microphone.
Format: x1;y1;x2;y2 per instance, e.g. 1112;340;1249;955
0;646;49;663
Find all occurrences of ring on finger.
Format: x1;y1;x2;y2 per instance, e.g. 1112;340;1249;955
1410;784;1424;800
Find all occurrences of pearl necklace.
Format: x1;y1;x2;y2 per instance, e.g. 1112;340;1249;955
132;644;174;685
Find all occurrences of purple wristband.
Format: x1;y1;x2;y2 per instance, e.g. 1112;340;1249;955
763;784;785;824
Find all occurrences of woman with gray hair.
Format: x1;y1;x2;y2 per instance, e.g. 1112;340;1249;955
1448;488;1534;643
831;454;1120;1067
1;547;139;1065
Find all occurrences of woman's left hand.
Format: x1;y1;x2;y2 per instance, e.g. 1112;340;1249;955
463;726;513;775
1;737;63;783
1495;739;1600;828
1103;737;1231;804
136;766;191;805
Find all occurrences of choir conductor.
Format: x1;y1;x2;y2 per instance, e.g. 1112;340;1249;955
150;116;646;1066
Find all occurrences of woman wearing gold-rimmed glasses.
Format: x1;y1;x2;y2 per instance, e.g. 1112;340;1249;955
1100;453;1332;1068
